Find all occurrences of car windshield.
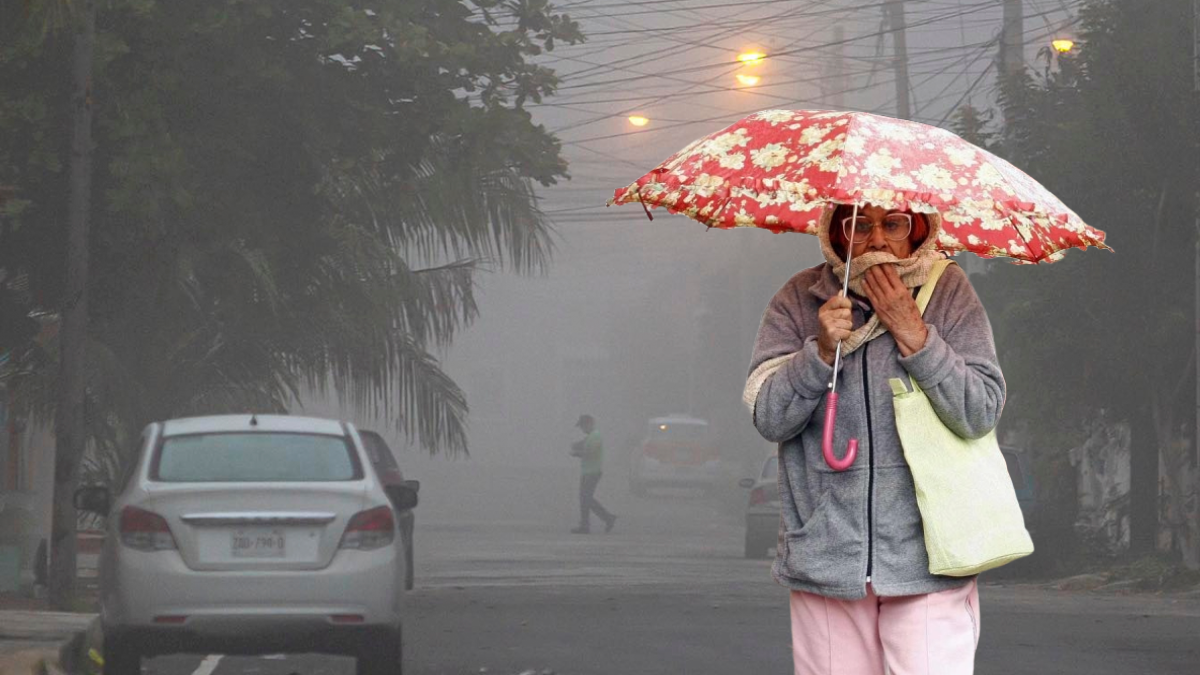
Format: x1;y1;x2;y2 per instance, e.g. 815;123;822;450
762;456;778;480
649;422;708;441
154;432;360;482
360;431;399;470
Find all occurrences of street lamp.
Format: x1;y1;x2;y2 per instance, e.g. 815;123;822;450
737;51;767;65
1052;38;1075;54
627;115;650;127
736;74;761;87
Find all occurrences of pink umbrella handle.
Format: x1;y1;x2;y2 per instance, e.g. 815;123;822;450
822;392;858;471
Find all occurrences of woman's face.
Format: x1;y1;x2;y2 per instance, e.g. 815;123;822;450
844;204;917;259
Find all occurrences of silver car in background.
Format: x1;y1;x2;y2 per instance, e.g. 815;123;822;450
739;454;780;559
74;414;416;675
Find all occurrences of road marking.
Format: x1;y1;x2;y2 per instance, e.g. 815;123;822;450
190;655;223;675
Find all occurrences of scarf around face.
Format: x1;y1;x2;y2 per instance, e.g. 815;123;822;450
818;205;945;357
741;205;948;413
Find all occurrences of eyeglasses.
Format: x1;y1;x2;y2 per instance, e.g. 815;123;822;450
841;213;913;243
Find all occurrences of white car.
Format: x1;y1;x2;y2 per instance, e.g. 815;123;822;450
628;416;722;496
73;414;416;675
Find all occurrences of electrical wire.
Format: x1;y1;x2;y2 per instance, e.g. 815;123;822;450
543;3;1013;137
542;0;1079;130
524;0;1083;224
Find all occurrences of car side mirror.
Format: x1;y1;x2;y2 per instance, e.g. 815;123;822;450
385;485;419;511
73;485;111;515
402;479;420;493
738;478;756;489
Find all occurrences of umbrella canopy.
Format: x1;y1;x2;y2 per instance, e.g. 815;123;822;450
611;109;1109;263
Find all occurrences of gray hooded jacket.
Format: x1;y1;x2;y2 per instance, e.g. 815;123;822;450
748;262;1005;600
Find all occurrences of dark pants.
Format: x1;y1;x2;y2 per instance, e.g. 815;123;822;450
579;472;613;529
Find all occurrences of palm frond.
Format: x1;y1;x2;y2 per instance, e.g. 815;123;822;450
299;328;469;456
322;135;557;276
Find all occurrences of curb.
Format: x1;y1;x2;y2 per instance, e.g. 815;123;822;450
0;612;96;645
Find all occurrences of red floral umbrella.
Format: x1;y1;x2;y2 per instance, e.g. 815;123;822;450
611;109;1110;472
610;109;1109;264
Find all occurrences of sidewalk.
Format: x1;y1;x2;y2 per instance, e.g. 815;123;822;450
0;610;95;653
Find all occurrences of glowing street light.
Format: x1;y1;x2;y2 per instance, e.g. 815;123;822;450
736;73;761;87
627;115;650;127
1051;38;1075;54
737;51;767;65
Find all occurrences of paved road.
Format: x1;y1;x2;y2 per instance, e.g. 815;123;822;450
110;464;1200;674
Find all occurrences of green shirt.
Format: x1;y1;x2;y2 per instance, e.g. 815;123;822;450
580;430;604;476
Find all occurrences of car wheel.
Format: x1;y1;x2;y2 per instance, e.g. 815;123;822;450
356;627;402;675
403;524;415;591
103;633;142;675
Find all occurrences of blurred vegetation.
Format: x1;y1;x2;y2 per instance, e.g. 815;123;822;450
960;0;1197;569
0;0;585;473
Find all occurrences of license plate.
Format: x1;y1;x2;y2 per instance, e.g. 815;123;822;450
231;529;286;558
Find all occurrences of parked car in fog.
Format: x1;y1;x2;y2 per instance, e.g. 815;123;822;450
739;454;780;559
1001;445;1038;529
74;414;417;675
359;428;419;590
628;415;721;496
736;447;1035;561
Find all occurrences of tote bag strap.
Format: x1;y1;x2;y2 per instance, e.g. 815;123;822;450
915;258;957;316
893;258;957;396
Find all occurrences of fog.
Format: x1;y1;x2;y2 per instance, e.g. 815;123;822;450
309;0;1075;508
8;1;1199;673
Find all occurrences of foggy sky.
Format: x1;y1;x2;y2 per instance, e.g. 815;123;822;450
314;0;1077;471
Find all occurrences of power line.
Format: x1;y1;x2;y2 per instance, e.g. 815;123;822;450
551;0;1002;92
563;0;970;31
936;60;995;126
554;43;1003;143
542;0;854;83
526;0;1081;199
544;43;992;114
544;12;1011;136
542;3;859;135
539;0;1078;123
554;19;1064;177
542;0;1075;82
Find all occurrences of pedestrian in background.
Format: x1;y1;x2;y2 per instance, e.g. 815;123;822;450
745;204;1004;674
570;414;617;534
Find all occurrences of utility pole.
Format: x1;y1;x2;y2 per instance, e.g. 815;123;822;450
1188;0;1200;570
831;25;846;110
1000;0;1025;81
884;0;911;119
996;0;1025;204
51;0;96;609
998;0;1025;154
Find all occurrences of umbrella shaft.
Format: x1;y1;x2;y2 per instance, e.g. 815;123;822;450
829;203;858;396
831;342;844;394
840;203;857;298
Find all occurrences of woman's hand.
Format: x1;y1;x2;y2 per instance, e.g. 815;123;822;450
862;264;928;356
817;295;853;366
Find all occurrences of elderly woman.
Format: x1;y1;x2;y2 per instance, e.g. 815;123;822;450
743;203;1005;675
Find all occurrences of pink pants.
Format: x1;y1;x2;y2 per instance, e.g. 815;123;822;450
789;580;980;675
